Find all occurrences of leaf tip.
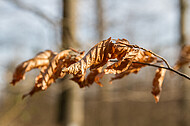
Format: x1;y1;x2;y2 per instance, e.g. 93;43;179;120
153;95;160;103
10;81;15;86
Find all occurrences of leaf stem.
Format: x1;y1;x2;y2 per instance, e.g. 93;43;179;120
109;59;190;80
133;61;190;80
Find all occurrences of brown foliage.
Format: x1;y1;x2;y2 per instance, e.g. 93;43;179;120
106;50;157;82
12;49;84;98
62;37;114;75
11;37;189;102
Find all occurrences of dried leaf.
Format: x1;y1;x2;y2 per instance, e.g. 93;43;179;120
105;59;132;74
22;50;84;98
113;39;131;60
40;50;71;90
22;66;49;98
63;37;114;75
94;72;105;87
174;45;190;70
71;67;104;88
109;50;157;81
62;37;116;88
70;73;86;88
10;50;56;85
110;63;143;82
87;67;104;87
104;48;140;74
11;37;174;103
151;65;166;103
36;49;84;90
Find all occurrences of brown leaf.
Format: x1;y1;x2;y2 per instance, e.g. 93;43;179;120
11;37;172;102
10;50;56;85
64;51;85;68
113;38;131;60
104;59;132;74
40;50;71;90
174;45;190;70
87;67;104;87
70;73;86;88
22;49;84;97
62;37;115;88
110;63;142;82
94;72;105;87
151;65;166;103
22;66;49;98
104;48;141;74
36;49;84;90
63;37;114;75
110;50;157;82
71;67;104;88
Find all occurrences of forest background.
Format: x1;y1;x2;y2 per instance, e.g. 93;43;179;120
0;0;190;126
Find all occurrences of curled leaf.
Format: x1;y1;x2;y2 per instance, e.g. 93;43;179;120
110;50;157;82
174;45;190;70
40;50;71;90
10;50;56;85
86;67;104;87
63;37;114;75
71;67;104;88
25;50;84;97
151;65;166;103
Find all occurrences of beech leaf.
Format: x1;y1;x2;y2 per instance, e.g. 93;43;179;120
10;50;56;85
151;65;166;103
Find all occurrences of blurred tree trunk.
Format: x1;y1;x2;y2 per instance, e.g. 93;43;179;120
96;0;114;126
179;0;186;46
97;0;104;41
179;0;190;126
57;0;84;126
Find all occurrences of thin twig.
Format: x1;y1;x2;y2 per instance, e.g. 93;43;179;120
134;46;172;68
109;59;190;80
69;47;80;54
115;41;172;69
134;61;190;80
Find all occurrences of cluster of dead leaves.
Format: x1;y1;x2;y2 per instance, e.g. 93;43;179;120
11;37;168;102
11;49;84;98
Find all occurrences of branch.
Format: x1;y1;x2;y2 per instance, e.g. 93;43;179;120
134;61;190;80
116;42;172;68
109;59;190;80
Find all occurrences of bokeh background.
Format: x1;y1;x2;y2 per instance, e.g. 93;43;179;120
0;0;190;126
